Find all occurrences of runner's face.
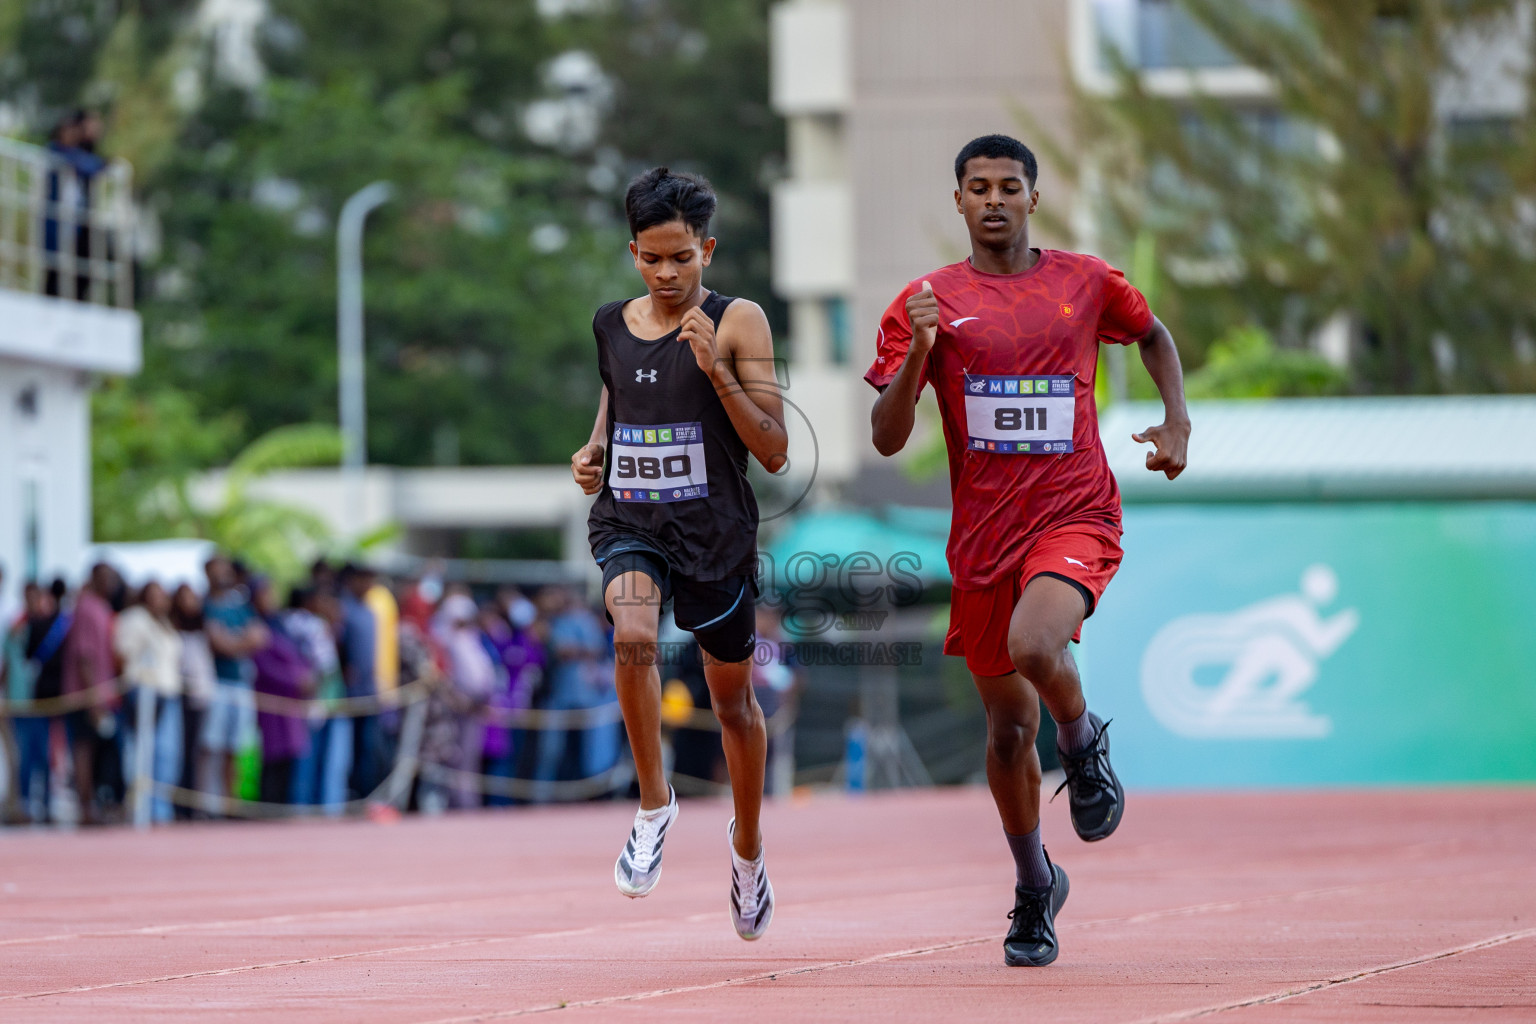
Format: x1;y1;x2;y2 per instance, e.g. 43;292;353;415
630;220;715;308
955;157;1038;251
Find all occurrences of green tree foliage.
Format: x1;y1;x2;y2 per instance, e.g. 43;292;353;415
140;1;628;467
0;1;196;130
91;381;345;582
1185;325;1348;399
10;0;782;480
1045;0;1536;394
91;378;241;542
582;0;783;321
199;424;345;585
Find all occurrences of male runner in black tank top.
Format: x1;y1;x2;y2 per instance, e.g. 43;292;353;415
569;167;787;940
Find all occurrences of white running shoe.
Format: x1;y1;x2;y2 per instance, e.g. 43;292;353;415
727;819;775;941
614;788;678;898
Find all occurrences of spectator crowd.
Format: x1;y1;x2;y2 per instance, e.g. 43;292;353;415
0;556;801;827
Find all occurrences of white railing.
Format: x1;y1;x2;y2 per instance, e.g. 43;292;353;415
0;135;134;308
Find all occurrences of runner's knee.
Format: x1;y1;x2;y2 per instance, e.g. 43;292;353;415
987;709;1040;769
611;617;656;650
710;686;762;735
1007;634;1062;684
986;693;1040;760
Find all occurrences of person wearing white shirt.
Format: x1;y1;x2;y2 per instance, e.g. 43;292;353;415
114;582;184;824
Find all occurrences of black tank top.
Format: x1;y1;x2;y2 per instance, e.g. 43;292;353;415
587;290;759;581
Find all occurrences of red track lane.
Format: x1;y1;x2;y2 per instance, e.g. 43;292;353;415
2;788;1534;1023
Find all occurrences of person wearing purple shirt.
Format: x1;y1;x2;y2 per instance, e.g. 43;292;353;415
479;601;544;807
250;579;313;805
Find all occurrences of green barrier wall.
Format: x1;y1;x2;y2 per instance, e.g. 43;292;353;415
1079;503;1536;787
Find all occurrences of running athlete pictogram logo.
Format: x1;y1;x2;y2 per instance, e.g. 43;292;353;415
635;369;658;383
1140;565;1356;739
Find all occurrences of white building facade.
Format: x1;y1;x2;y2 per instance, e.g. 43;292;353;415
0;137;140;603
769;0;1076;490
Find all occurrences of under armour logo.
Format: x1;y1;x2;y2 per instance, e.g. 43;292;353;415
635;369;657;383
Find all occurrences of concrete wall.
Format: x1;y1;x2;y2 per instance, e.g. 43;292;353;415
0;289;142;603
848;0;1075;379
770;0;1076;489
189;465;594;569
0;358;93;600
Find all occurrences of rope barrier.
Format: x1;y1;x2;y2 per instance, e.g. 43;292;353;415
229;677;435;719
1;674;796;737
417;760;635;802
0;678;132;717
476;702;627;729
144;697;430;820
2;668;800;826
0;676;432;720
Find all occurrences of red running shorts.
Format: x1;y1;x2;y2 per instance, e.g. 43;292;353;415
944;523;1123;678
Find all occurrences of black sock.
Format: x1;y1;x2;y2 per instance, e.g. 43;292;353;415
1004;825;1052;889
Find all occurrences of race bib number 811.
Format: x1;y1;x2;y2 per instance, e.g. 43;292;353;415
609;421;709;502
963;374;1075;454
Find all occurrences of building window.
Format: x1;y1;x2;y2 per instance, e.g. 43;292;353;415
22;479;40;581
1092;0;1293;72
826;297;850;365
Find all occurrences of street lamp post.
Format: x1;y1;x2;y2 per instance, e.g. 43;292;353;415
337;180;395;532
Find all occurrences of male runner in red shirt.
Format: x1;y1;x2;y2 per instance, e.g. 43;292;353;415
867;135;1190;966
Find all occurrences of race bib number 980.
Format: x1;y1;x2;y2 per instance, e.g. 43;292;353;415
609;421;709;502
962;374;1075;454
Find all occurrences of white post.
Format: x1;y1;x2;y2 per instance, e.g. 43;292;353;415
132;687;155;830
337;181;394;532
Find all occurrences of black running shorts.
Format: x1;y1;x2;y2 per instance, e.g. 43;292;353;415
595;537;758;663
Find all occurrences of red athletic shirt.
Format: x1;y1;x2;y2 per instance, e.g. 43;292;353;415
864;250;1153;590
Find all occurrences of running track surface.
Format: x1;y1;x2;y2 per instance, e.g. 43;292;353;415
3;788;1534;1023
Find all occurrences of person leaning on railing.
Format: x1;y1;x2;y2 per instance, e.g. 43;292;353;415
43;110;108;302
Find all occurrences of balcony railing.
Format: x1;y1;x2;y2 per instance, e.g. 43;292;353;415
0;135;134;309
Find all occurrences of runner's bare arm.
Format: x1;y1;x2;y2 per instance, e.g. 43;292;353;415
571;385;608;495
871;281;938;456
682;301;788;473
1130;316;1191;480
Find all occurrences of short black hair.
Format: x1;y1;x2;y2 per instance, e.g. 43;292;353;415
954;135;1038;188
624;166;717;238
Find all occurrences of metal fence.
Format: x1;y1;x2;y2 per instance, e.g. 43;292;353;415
0;135;134;308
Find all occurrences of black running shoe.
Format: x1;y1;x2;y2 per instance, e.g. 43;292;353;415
1053;713;1125;842
1003;857;1069;967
